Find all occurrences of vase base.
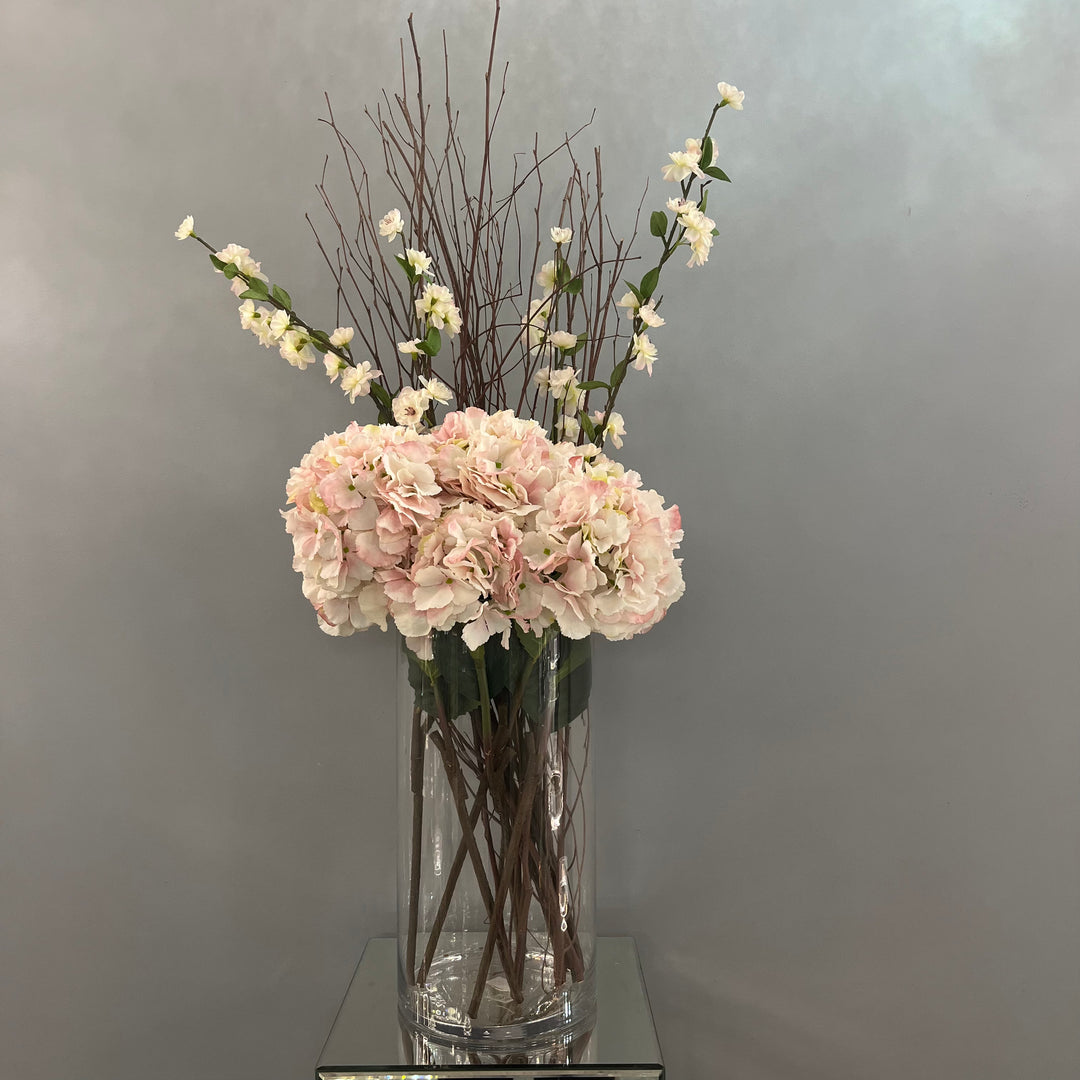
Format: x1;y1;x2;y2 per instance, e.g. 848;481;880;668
401;934;596;1048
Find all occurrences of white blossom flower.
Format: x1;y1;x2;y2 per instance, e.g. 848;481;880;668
397;338;423;355
536;260;557;293
661;140;705;183
561;415;581;440
279;329;318;371
550;226;573;246
521;297;551;352
324;354;347;383
330;326;355;348
547;367;579;400
685;137;719;166
616;291;640;320
630;333;657;376
378;208;405;240
415;283;462;335
717;82;745;110
341;361;381;402
174;215;195;240
548;330;578;351
677;205;716;267
268;309;291;341
405;248;433;277
666;196;696;215
638;300;665;328
393;386;431;427
419;375;453;405
237;299;262;331
215;243;251;268
593;409;627;449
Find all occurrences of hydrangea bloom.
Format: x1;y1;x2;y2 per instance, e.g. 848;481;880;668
281;409;683;648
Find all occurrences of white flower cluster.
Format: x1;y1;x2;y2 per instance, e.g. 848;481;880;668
391;375;454;429
667;197;717;268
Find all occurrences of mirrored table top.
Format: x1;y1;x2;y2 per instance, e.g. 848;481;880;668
316;937;664;1079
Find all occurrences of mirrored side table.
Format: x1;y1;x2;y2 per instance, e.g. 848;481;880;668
316;937;664;1079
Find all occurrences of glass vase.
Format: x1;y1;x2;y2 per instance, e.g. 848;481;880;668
396;626;595;1048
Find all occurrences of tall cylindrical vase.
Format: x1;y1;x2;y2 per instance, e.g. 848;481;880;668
396;626;595;1047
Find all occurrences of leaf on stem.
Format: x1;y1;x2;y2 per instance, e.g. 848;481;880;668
577;380;609;391
209;254;227;271
563;276;584;296
650;210;668;238
419;325;442;356
271;284;293;310
639;267;660;300
700;136;714;171
703;165;731;182
222;263;241;280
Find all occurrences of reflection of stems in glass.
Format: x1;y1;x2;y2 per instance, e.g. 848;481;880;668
467;703;554;1018
405;706;425;983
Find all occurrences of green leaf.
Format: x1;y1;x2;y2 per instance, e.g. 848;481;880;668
650;210;668;238
209;254;227;271
700;136;714;171
242;277;270;299
563;276;584;296
556;257;573;287
222;263;240;279
271;284;293;310
421;325;442;357
699;189;709;213
639;267;660;299
623;280;643;305
236;288;267;301
580;412;598;441
394;253;416;282
711;227;720;236
577;380;609;391
369;381;393;409
703;165;731;182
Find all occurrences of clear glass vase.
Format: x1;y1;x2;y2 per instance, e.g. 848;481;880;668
396;626;595;1048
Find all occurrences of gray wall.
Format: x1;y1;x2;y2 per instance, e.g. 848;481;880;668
3;1;1078;1077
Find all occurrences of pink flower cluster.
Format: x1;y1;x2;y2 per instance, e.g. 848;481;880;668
282;409;684;650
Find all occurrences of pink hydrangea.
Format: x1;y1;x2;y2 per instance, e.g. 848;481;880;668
281;410;683;644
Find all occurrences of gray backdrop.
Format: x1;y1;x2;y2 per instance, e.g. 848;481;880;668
3;1;1078;1077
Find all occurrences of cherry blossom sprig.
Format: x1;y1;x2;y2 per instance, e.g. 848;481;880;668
585;81;743;447
176;219;395;421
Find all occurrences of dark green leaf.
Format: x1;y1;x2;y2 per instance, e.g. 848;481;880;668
580;412;598;441
623;280;643;304
424;325;442;357
243;277;270;299
563;276;584;296
650;210;668;238
703;165;731;182
577;380;609;391
209;254;227;271
236;288;267;301
700;136;714;171
640;267;660;299
222;263;240;279
271;284;293;310
395;253;416;282
556;256;572;287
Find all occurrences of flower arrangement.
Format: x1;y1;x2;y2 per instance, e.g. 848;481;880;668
178;2;743;1043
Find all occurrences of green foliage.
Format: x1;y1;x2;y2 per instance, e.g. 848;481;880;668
271;284;293;310
419;325;442;357
209;254;227;271
650;210;668;238
623;280;643;305
395;253;417;283
222;263;241;280
405;628;592;731
639;267;660;300
556;257;573;287
703;165;730;182
577;380;609;391
563;276;584;296
699;136;714;171
580;411;598;441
